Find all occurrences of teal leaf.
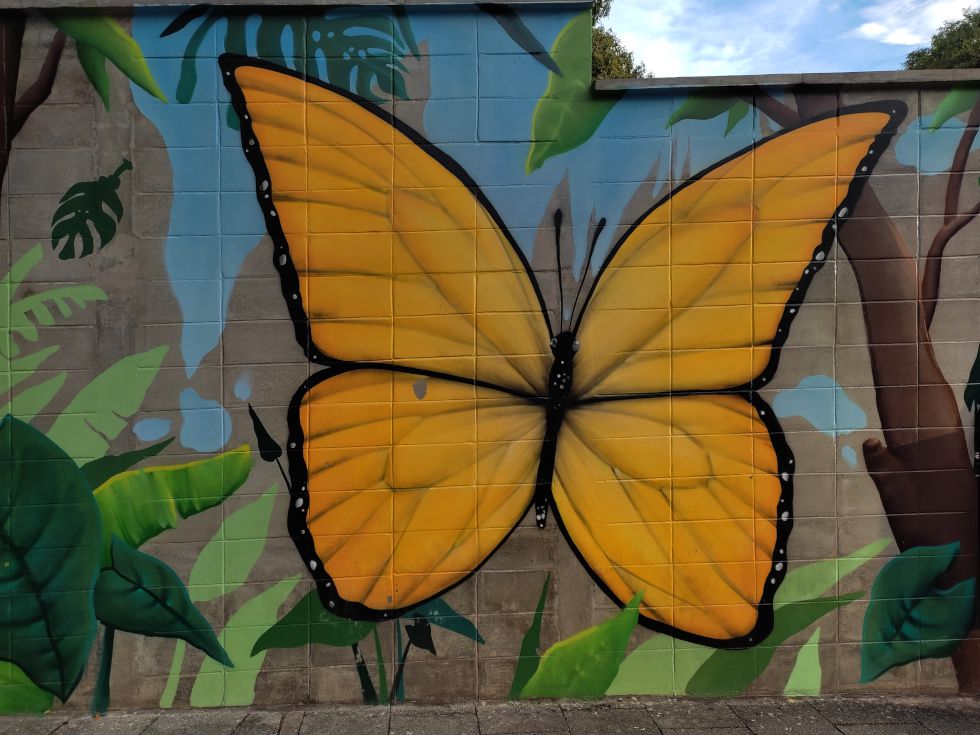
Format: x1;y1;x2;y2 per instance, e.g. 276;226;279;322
80;437;174;490
965;343;980;410
408;597;485;644
0;416;102;701
251;589;375;655
94;537;231;666
520;592;640;699
508;573;550;699
526;10;621;173
929;87;980;131
860;543;977;683
50;159;133;260
46;345;168;463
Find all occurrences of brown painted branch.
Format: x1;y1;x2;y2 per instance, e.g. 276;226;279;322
0;9;26;192
10;30;65;140
744;87;800;127
942;98;980;226
921;200;980;328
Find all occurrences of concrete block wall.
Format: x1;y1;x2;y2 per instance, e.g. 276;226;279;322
0;1;979;712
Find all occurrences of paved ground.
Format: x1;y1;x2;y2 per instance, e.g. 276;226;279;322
3;697;980;735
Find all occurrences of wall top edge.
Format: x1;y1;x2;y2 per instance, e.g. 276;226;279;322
596;68;980;91
4;0;590;8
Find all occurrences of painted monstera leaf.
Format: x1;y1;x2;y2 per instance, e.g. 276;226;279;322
50;159;133;260
861;542;977;683
0;416;102;701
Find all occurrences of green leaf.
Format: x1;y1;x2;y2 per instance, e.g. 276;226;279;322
408;597;485;644
0;663;54;714
189;486;276;602
191;576;300;707
775;537;891;608
93;444;252;557
929;87;980;131
0;372;66;421
0;347;61;398
50;159;132;261
81;437;174;490
725;99;750;135
74;42;110;110
686;592;862;696
520;592;641;699
372;626;389;704
94;537;231;666
965;343;980;410
9;285;108;343
784;627;822;696
0;416;102;701
667;93;744;129
251;588;375;655
44;11;167;107
860;543;977;683
46;345;168;462
508;573;550;699
526;10;621;173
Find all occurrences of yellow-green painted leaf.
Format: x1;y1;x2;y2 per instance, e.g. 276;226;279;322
46;345;168;462
0;663;54;714
784;627;822;696
929;87;980;131
44;11;167;107
94;444;252;557
775;538;890;608
0;372;66;422
526;10;620;173
520;593;641;699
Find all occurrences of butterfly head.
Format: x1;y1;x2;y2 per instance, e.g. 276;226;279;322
550;331;579;360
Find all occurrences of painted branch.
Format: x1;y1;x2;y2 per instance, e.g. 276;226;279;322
942;99;980;227
10;30;65;140
922;200;980;328
0;10;25;192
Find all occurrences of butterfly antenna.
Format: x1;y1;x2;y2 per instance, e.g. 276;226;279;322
570;217;606;325
553;209;565;331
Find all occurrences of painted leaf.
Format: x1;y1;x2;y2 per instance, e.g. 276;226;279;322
784;627;822;696
725;99;750;135
81;437;175;490
775;538;891;607
0;372;66;422
667;93;744;129
248;404;282;462
251;588;375;655
526;10;621;173
44;11;166;107
74;42;111;110
93;444;252;556
94;537;231;666
520;592;641;699
405;616;436;655
861;543;977;683
189;486;277;602
10;285;107;344
929;87;980;131
686;592;862;696
0;663;54;714
479;4;561;74
0;348;60;396
0;416;102;701
191;576;300;707
408;597;485;644
508;573;550;699
965;343;980;410
46;345;168;462
160;4;210;37
50;159;133;260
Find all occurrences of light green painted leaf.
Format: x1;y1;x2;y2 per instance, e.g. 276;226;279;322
775;538;891;608
251;589;375;655
520;593;641;699
725;99;750;135
861;542;977;683
44;11;167;107
928;87;980;131
0;372;66;421
95;537;231;666
190;576;300;707
159;640;185;708
94;444;252;558
0;416;102;701
526;10;621;172
0;663;54;714
508;573;550;699
784;627;822;696
0;346;61;395
46;345;168;462
189;486;277;602
9;284;107;344
667;93;743;128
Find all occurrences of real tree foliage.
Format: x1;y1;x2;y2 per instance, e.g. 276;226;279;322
905;7;980;70
593;0;648;79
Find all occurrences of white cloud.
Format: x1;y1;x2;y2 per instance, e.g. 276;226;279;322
853;0;969;46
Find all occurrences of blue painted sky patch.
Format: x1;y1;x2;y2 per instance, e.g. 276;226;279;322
133;417;172;442
772;375;867;436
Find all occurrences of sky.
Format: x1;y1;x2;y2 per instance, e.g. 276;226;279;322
606;0;973;76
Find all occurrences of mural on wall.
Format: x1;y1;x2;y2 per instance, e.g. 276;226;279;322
0;1;979;713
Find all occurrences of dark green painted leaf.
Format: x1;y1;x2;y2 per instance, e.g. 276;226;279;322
161;4;210;37
249;404;282;462
405;616;436;655
964;343;980;410
725;99;750;135
74;42;110;110
81;437;174;490
520;592;641;699
408;597;485;644
93;444;252;557
929;87;980;131
50;159;132;260
526;10;621;173
251;589;375;655
508;573;550;699
0;416;102;701
861;543;977;683
479;4;561;75
95;537;231;666
686;593;862;696
667;92;745;131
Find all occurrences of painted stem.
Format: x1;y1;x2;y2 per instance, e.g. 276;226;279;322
389;639;413;704
92;625;115;715
159;639;186;708
352;642;378;705
372;626;389;704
